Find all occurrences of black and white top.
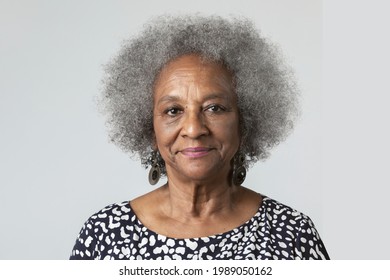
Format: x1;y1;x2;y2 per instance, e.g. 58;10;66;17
70;196;329;260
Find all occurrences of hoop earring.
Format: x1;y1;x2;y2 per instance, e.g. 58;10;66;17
148;151;161;185
232;153;246;186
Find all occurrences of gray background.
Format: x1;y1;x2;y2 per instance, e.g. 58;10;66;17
1;0;388;259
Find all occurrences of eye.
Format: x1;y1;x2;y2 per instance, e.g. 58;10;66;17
206;104;225;113
165;107;182;116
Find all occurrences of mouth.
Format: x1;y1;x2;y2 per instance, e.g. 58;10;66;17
180;147;213;158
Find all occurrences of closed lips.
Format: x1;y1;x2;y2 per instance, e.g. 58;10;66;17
180;147;213;157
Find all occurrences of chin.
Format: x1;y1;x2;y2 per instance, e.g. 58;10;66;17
173;165;229;183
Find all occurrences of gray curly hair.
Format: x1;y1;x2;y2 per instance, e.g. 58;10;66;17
99;14;299;173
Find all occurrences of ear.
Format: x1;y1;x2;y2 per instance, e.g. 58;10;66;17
151;132;158;151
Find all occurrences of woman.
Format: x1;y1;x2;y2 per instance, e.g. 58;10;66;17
70;15;329;260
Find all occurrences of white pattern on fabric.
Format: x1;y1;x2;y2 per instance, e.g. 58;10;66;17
70;197;329;260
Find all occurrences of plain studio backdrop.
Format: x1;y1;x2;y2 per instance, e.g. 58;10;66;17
0;0;389;259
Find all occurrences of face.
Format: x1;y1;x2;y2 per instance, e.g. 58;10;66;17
153;54;240;184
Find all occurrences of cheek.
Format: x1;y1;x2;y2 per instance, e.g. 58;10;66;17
224;112;240;136
228;121;240;149
153;117;178;149
211;116;240;147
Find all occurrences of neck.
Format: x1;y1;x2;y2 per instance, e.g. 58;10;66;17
161;174;239;222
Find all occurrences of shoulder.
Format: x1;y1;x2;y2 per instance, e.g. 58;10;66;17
259;196;329;259
261;196;312;223
260;196;318;237
88;201;132;222
70;201;135;260
81;201;136;234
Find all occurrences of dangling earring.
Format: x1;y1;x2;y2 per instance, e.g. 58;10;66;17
148;151;161;185
232;153;246;186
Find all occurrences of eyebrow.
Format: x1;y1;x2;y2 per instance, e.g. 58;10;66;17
156;93;229;105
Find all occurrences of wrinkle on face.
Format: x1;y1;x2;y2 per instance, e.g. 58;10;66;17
152;54;240;185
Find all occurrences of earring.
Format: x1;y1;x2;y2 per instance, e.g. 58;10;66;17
232;153;246;186
148;151;161;185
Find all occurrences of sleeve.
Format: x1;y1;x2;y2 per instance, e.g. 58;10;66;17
294;217;330;260
69;219;98;260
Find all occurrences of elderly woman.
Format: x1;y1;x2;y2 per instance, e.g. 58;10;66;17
70;15;329;260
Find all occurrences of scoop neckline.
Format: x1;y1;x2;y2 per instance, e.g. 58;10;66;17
126;195;268;241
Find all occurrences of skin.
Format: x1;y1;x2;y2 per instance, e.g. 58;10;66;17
130;54;262;238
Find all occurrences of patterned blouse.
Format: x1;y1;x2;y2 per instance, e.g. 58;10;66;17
70;196;329;260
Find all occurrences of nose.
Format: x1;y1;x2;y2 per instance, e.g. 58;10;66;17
180;109;209;139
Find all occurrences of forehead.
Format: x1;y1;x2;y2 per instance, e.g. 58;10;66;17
154;54;234;94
